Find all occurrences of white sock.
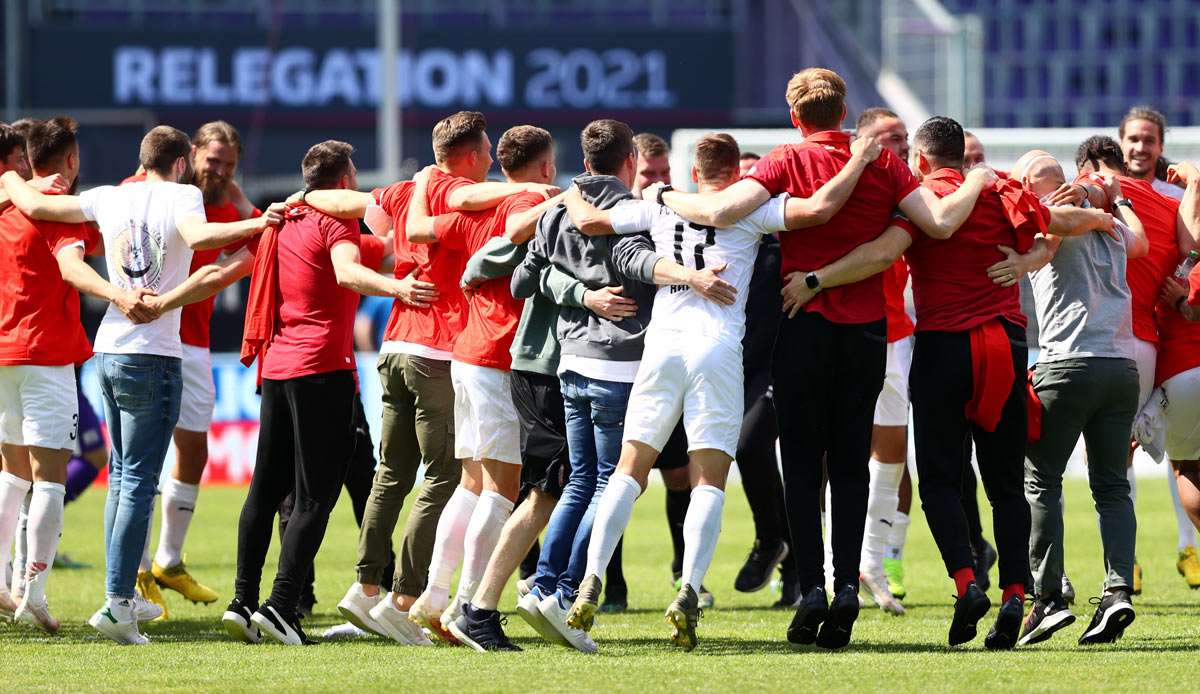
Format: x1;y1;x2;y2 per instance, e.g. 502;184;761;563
583;473;642;580
822;485;833;590
13;492;30;591
862;460;904;576
154;478;199;569
105;595;134;621
140;509;153;574
24;481;65;604
1127;466;1137;506
425;486;478;610
681;485;724;591
0;472;32;588
454;490;514;608
1168;465;1197;550
886;512;911;561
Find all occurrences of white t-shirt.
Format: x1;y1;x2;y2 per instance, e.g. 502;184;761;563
609;194;789;347
1152;177;1185;200
79;181;205;358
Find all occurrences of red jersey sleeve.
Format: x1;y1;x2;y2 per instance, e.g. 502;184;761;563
744;146;791;196
431;212;475;251
372;183;408;219
426;173;472;213
359;233;386;271
43;221;97;255
887;152;921;205
321;215;360;251
889;213;919;242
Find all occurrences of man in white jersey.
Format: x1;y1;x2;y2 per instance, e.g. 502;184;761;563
1;125;282;644
560;132;881;650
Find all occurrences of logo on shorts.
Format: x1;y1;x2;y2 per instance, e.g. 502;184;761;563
111;220;165;290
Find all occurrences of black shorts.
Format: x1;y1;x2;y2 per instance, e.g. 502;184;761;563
654;419;691;471
511;369;569;498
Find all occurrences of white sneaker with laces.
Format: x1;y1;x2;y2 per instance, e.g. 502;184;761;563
368;594;433;646
14;596;60;634
538;593;597;653
336;583;385;636
133;594;164;622
89;600;149;645
516;591;569;646
861;571;905;616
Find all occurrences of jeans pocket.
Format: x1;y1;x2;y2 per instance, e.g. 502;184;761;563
105;359;156;411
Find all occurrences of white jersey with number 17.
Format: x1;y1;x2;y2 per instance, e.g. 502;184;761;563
609;195;788;347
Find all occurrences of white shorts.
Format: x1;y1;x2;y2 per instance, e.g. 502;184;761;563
1131;337;1158;410
873;335;913;427
1163;367;1200;460
176;344;215;433
623;332;743;459
0;364;79;450
451;360;521;465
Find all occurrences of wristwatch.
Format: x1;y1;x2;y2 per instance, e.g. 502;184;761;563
804;272;821;291
1114;197;1134;211
655;184;673;206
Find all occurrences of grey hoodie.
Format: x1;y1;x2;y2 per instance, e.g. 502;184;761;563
511;175;657;364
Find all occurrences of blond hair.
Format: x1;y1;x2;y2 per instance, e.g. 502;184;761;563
785;68;846;129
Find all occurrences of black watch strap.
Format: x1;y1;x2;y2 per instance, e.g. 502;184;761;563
804;272;821;291
655;184;673;206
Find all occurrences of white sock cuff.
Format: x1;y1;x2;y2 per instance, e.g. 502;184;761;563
165;478;199;502
0;471;32;492
480;490;515;514
691;484;725;502
869;459;905;484
31;481;66;497
610;472;642;497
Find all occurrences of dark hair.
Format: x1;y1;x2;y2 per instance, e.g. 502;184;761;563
1119;106;1166;143
496;125;553;174
302;140;355;190
27;117;78;171
9;118;35;140
581;119;635;175
633;132;669;158
856;107;899;132
139;125;192;176
432;111;487;164
192;120;243;159
913;116;965;168
0;123;22;162
740;151;761;162
693;133;740;183
1075;135;1126;174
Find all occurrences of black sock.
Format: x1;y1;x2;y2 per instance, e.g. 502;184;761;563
666;487;691;576
606;538;627;600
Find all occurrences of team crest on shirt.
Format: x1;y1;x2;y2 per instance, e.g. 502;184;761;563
110;221;164;289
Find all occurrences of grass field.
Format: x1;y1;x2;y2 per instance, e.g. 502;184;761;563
4;478;1199;692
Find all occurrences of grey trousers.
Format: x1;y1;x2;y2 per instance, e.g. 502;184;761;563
1025;357;1139;597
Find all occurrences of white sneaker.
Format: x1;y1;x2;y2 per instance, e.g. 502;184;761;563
336;583;385;637
322;622;368;640
368;595;433;646
0;588;16;619
250;604;306;646
516;590;569;646
89;601;149;645
516;578;532;598
133;594;164;622
14;596;60;634
538;593;597;653
440;592;467;633
861;571;905;616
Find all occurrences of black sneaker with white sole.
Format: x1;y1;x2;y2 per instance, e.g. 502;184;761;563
787;586;828;645
816;583;860;650
1078;588;1135;645
1018;596;1075;646
735;539;790;593
221;599;262;644
984;595;1023;650
251;602;311;646
948;583;991;646
450;603;521;652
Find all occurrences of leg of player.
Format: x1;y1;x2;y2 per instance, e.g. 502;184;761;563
1173;461;1200;545
0;446;33;617
1169;464;1200;587
863;424;906;615
733;394;791;600
148;429;218;608
885;464;914;599
13;445;69;633
445;459;518;634
408;464;480;643
666;449;731;652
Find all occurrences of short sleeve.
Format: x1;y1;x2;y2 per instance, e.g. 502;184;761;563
743;146;790;196
425;173;472;213
372;182;411;219
77;186;113;223
322;215;360;251
45;221;96;255
359;233;387;271
888;152;920;205
742;194;790;235
889;212;919;242
608;200;658;235
173;185;207;228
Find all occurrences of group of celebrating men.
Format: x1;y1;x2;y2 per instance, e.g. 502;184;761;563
2;66;1200;654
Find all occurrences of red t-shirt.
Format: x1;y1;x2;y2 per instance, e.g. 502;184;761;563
903;168;1042;333
179;201;258;348
882;259;914;342
433;192;541;369
0;205;98;366
260;207;362;380
1119;176;1180;345
373;169;472;353
746;130;919;325
1155;305;1200;384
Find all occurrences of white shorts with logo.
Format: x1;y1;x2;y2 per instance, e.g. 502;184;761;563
0;364;79;450
176;344;215;433
623;331;743;459
1132;337;1158;410
451;360;521;465
1163;367;1200;460
873;335;914;427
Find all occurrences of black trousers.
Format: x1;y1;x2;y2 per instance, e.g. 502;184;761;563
739;392;785;543
278;393;394;607
773;311;886;593
236;370;355;616
909;320;1031;588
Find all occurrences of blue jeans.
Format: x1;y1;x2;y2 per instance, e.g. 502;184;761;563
532;371;631;601
97;353;182;599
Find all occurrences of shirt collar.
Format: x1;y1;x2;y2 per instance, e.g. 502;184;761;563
803;130;851;148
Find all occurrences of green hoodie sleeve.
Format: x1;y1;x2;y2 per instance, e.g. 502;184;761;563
540;265;587;308
461;235;525;288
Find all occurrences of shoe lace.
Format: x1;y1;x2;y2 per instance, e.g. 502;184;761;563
1087;596;1103;608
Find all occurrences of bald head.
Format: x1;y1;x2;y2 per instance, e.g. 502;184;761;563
1010;149;1054;182
1024;157;1066;198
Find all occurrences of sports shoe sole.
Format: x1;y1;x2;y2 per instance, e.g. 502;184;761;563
1017;610;1076;646
408;609;460;645
517;594;570;647
736;543;790;594
446;615;486;653
251;608;302;646
88;610;149;645
665;605;698;651
222;611;262;644
1079;604;1135;645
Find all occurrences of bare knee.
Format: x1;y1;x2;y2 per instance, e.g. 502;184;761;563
172;428;209;484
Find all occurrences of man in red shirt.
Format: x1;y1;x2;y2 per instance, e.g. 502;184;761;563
780;116;1113;649
0;117;153;633
223;141;413;646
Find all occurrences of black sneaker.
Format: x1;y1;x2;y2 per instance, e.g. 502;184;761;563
973;541;998;593
251;601;312;646
816;583;860;650
948;583;991;646
773;566;801;609
1078;588;1135;645
221;598;262;644
1018;595;1075;646
984;595;1023;650
786;586;828;645
450;603;521;652
735;539;790;593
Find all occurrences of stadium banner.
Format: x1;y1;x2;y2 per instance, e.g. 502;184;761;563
80;352;384;485
28;27;734;121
